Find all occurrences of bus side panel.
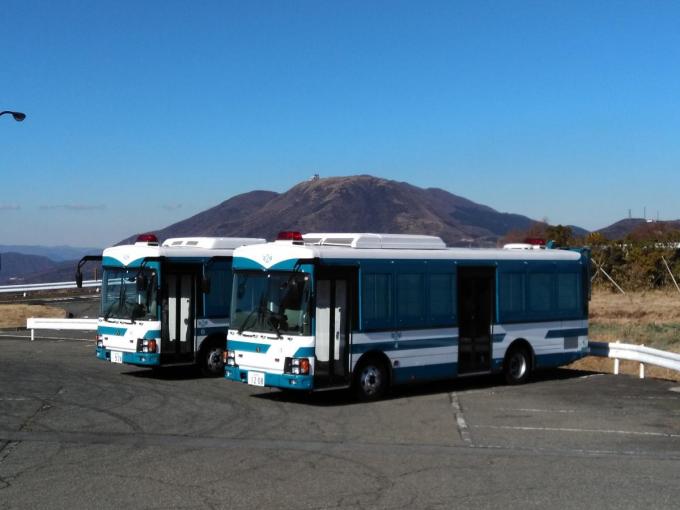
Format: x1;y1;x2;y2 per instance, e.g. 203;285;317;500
352;259;460;385
491;319;589;371
350;329;459;385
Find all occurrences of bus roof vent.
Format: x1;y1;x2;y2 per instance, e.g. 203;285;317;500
503;243;544;250
162;237;267;249
302;233;446;250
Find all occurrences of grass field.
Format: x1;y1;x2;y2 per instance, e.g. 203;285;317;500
0;304;65;329
589;289;680;350
571;289;680;381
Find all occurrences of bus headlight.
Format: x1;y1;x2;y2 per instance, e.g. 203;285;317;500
96;334;103;348
140;339;157;353
226;350;236;366
285;357;310;375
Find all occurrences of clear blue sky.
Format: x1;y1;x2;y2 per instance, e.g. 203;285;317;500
2;0;680;247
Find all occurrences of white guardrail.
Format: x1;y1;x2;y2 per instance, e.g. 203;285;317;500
589;341;680;378
0;280;101;294
26;317;98;341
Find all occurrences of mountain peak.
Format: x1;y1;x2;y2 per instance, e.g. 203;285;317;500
135;174;539;246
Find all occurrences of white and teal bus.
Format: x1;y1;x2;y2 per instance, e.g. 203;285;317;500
77;234;265;376
225;232;590;399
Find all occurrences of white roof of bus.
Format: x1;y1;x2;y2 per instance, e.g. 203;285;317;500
103;237;266;265
232;233;582;269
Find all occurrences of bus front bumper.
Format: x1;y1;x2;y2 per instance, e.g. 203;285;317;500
96;347;160;366
225;367;313;391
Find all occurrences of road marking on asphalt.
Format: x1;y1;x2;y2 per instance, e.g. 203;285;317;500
668;387;680;394
618;395;680;400
0;398;31;401
0;333;92;342
498;408;576;414
450;392;472;445
475;424;680;438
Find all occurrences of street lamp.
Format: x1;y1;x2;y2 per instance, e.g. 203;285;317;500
0;111;26;122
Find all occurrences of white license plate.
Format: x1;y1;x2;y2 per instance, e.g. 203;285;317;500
110;351;123;364
247;371;265;387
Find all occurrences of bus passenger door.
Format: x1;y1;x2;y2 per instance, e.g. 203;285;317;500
162;267;197;363
314;268;355;388
457;266;495;374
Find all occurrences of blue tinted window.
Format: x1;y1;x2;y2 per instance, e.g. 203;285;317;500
557;272;580;311
428;273;456;325
362;273;393;330
528;272;553;313
499;272;525;317
397;273;424;327
204;261;232;318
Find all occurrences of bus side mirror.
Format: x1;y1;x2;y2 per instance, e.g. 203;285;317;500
75;271;83;288
201;276;211;294
136;274;148;291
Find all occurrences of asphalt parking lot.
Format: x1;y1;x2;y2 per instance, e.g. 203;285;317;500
1;332;680;509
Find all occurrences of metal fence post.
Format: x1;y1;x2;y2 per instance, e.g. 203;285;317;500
614;341;620;375
639;344;645;379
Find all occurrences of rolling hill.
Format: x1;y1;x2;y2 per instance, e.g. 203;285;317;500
13;175;601;283
125;175;540;246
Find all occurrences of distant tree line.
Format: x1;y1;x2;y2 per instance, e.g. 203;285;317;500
501;222;680;292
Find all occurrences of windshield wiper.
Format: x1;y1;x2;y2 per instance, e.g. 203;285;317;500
238;303;263;335
264;310;282;338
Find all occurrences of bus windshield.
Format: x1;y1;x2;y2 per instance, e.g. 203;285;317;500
102;267;158;321
231;271;311;336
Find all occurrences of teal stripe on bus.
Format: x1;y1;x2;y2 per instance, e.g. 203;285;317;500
293;347;315;357
228;340;271;353
545;328;588;339
98;326;127;336
351;337;457;355
143;330;161;339
392;362;457;384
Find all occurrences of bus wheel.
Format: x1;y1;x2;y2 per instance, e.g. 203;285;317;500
354;357;388;401
200;342;225;377
504;345;531;385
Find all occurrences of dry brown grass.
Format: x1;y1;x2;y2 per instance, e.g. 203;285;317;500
590;289;680;324
567;288;680;382
0;304;65;328
570;356;680;382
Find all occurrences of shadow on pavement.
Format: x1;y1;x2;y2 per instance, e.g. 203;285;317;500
122;365;206;381
251;367;599;407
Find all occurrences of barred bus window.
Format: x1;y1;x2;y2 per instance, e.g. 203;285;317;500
557;272;580;311
528;272;553;312
397;273;424;325
362;273;393;328
428;273;456;324
499;273;525;315
205;262;232;318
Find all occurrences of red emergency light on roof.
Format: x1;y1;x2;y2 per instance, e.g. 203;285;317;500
524;237;546;246
276;231;304;242
136;233;159;245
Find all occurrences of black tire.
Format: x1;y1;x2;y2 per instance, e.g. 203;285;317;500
503;345;532;385
200;340;225;377
353;357;389;401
